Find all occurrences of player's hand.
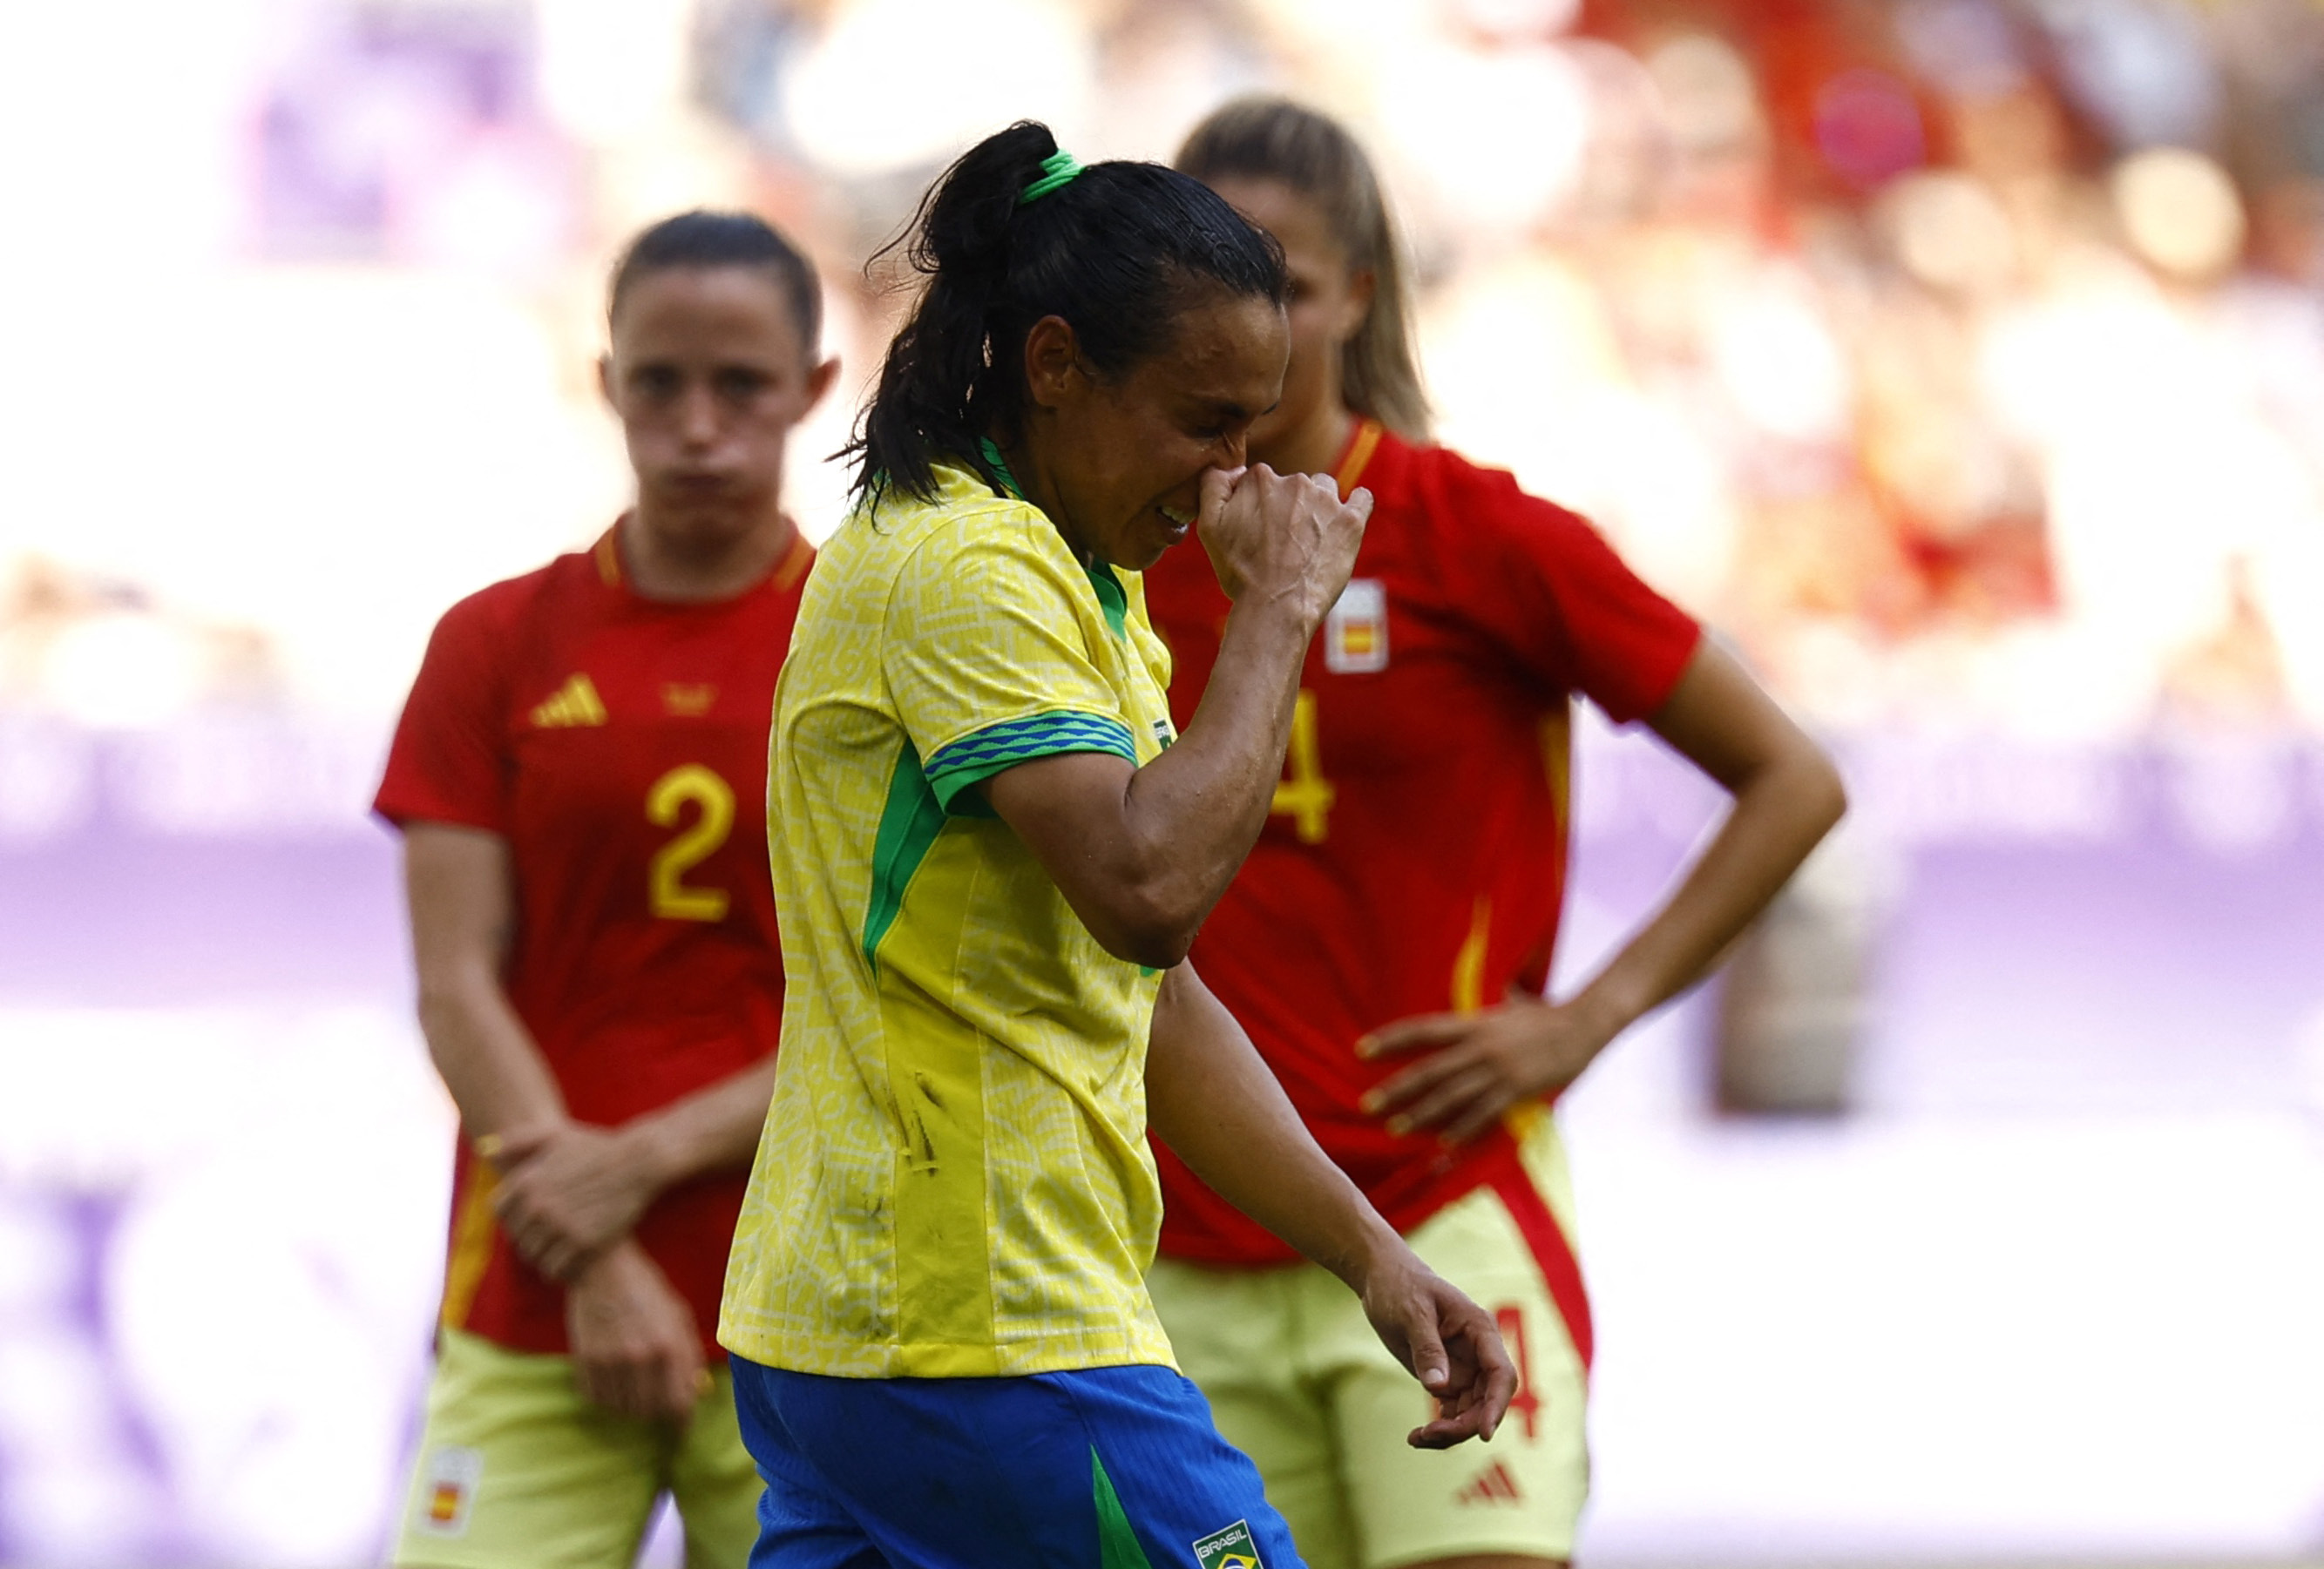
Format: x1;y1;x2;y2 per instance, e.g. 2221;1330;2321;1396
1351;1241;1516;1449
486;1121;661;1281
1196;463;1371;631
1358;993;1617;1146
565;1241;706;1425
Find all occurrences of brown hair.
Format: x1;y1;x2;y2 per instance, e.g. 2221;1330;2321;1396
1176;97;1431;442
610;209;820;350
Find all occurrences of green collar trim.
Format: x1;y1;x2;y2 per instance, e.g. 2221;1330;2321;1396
978;437;1025;502
1085;561;1128;642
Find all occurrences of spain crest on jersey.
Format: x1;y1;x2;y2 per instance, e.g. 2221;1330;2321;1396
1324;578;1388;673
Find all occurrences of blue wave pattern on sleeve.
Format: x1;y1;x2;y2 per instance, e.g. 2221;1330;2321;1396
925;711;1141;804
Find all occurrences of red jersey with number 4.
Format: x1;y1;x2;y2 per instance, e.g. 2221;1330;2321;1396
374;524;810;1356
1143;423;1699;1264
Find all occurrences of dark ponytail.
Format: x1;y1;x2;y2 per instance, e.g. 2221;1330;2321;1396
850;120;1290;504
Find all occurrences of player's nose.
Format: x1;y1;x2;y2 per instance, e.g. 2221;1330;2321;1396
677;383;721;447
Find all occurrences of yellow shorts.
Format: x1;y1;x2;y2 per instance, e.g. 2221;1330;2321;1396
392;1327;761;1569
1148;1126;1589;1569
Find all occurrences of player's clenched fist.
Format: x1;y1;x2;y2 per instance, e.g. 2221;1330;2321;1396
1196;463;1372;630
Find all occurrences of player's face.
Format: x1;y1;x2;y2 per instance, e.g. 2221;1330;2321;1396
601;267;835;548
1026;289;1287;572
1204;179;1374;466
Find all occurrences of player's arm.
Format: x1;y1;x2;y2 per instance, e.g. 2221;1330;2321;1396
408;815;776;1277
495;1072;769;1422
1365;639;1846;1138
489;1058;776;1281
403;820;703;1423
403;820;570;1146
981;467;1368;969
402;819;611;1276
1145;963;1515;1449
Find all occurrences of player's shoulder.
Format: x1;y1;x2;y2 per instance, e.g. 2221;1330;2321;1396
1395;441;1634;595
877;468;1079;598
426;546;600;653
1405;439;1589;536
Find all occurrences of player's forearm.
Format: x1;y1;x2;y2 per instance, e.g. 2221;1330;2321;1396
416;963;571;1138
404;823;572;1140
1572;744;1845;1039
616;1058;777;1194
1146;965;1404;1288
1110;464;1368;931
1109;598;1311;943
992;599;1317;968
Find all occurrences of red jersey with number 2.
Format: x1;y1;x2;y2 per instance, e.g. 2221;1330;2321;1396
1142;423;1700;1265
374;524;810;1357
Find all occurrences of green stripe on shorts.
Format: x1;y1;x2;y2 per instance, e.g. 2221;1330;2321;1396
1094;1448;1155;1569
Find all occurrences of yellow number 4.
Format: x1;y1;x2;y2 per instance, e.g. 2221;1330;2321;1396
1270;689;1334;844
647;763;735;921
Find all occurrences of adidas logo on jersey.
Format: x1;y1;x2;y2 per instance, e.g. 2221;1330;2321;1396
530;673;606;728
1455;1460;1523;1505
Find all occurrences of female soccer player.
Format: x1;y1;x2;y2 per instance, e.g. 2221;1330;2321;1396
716;121;1514;1568
374;210;837;1569
1142;99;1847;1569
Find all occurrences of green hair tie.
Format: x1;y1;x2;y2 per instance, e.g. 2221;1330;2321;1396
1019;149;1081;205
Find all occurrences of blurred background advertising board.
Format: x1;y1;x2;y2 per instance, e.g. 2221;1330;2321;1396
4;0;2324;1564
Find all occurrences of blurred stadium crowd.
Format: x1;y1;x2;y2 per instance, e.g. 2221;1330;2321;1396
5;0;2324;737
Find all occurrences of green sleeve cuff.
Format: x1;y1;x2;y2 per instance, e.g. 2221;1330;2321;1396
923;710;1140;810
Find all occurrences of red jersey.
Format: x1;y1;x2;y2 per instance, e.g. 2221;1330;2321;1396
1144;423;1699;1265
375;524;811;1356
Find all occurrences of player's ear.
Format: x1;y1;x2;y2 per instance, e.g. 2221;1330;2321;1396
1021;315;1083;411
804;355;841;416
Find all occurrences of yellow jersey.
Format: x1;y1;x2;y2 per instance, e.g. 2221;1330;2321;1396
720;461;1181;1377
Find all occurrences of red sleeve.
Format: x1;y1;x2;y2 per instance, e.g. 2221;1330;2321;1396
1439;458;1701;723
373;588;515;834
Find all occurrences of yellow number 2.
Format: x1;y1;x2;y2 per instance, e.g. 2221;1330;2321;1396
646;763;735;921
1270;689;1334;844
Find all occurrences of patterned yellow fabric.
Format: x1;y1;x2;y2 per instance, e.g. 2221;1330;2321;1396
720;462;1181;1378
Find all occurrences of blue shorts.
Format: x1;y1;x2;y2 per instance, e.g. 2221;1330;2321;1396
730;1356;1303;1569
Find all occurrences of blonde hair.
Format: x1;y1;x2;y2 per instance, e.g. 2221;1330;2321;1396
1176;97;1431;442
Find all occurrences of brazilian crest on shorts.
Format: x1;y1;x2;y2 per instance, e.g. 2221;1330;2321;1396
1192;1519;1262;1569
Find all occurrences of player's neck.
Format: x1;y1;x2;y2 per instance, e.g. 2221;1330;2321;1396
1252;402;1356;491
619;506;797;602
